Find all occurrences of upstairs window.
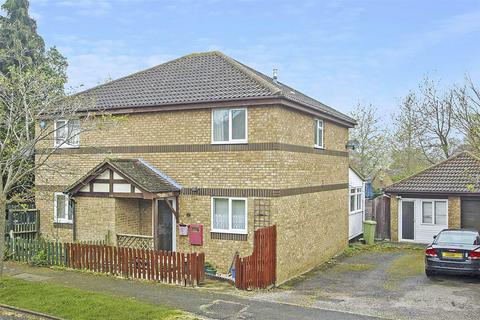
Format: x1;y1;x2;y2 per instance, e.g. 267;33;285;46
54;119;80;148
314;119;324;148
212;108;247;143
54;192;72;224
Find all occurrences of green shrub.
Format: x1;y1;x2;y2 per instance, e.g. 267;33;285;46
30;250;49;267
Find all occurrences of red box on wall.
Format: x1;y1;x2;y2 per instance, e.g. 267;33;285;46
188;224;203;246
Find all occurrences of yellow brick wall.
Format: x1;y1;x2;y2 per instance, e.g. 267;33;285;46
76;197;116;243
448;196;461;228
175;195;254;271
272;189;349;283
36;104;350;282
390;195;399;241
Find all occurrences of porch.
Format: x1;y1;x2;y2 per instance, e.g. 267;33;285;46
67;158;181;251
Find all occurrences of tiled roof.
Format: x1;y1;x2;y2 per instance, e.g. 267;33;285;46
384;152;480;194
78;51;355;126
108;159;181;193
67;158;181;194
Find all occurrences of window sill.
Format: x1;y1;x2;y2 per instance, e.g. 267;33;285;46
54;222;73;229
211;232;247;241
210;229;247;235
314;145;325;150
54;144;80;149
211;141;248;145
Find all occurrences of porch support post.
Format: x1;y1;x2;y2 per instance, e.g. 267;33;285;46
152;199;159;250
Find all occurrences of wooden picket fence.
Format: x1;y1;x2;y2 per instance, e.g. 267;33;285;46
5;238;205;286
235;225;276;290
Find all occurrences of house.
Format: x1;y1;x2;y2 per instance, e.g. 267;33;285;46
384;152;480;243
35;51;356;284
348;167;365;239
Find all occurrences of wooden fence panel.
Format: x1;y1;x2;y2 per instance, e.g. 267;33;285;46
235;225;276;290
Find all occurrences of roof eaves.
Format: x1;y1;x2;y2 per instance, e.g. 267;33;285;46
137;159;182;191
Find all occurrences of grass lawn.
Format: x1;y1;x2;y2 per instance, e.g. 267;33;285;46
0;277;193;320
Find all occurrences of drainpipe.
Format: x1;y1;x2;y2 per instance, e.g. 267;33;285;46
70;197;77;241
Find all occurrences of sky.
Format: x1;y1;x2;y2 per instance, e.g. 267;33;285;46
24;0;480;118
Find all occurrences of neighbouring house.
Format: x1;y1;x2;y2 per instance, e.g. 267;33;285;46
384;152;480;243
348;167;365;240
35;51;356;284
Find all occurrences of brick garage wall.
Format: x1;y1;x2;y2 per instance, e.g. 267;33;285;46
175;195;254;272
448;196;461;228
390;194;399;241
271;189;349;284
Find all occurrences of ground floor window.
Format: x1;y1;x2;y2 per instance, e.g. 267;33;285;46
211;197;247;234
54;192;72;223
349;187;363;213
422;200;447;225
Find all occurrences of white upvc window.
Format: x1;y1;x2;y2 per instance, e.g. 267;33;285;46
314;119;324;148
422;200;447;225
211;197;247;234
54;119;80;148
54;192;72;224
349;187;363;213
212;108;247;144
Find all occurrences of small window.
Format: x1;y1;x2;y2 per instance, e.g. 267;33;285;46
349;187;363;213
212;108;247;143
54;192;72;223
211;197;247;234
422;201;433;224
435;201;447;225
314;119;324;148
54;119;80;148
422;200;447;225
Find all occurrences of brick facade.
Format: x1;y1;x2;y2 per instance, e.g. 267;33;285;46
35;104;350;284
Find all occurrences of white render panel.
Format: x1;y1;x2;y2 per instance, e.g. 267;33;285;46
92;183;109;192
97;170;110;179
113;172;123;179
80;185;89;192
113;183;131;193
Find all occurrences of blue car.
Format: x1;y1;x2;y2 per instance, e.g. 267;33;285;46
425;229;480;277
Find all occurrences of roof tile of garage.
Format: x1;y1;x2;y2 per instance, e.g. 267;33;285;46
384;152;480;194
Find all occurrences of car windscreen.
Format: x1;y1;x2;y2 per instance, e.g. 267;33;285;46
435;232;478;245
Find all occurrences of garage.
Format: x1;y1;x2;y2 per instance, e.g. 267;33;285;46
385;152;480;242
461;198;480;231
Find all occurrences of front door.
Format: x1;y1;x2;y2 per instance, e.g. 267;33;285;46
401;201;415;240
158;199;174;251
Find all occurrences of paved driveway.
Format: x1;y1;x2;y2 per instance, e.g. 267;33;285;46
253;247;480;320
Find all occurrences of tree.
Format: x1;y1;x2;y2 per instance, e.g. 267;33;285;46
0;0;46;75
413;77;459;163
349;103;389;178
390;92;429;181
453;75;480;154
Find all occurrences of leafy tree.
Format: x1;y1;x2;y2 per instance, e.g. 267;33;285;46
454;75;480;154
349;103;389;178
0;0;46;74
390;92;429;181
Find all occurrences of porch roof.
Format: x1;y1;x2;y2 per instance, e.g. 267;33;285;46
66;158;182;195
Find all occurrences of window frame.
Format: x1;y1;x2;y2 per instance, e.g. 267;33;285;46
421;200;448;226
314;119;324;149
54;119;80;148
349;186;363;214
211;197;248;234
211;108;248;144
54;192;72;224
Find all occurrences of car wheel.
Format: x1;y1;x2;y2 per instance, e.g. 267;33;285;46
425;269;435;277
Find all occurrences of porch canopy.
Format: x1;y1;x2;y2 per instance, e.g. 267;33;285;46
66;158;182;201
66;158;182;250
